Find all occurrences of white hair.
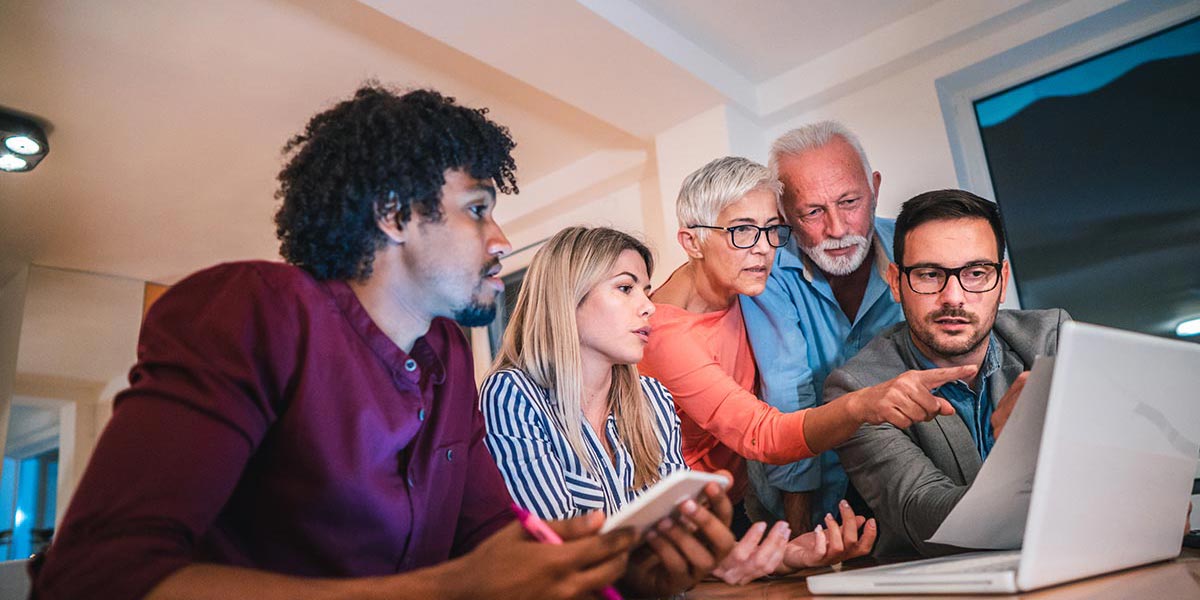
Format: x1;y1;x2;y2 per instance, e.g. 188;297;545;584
769;121;875;194
676;157;782;239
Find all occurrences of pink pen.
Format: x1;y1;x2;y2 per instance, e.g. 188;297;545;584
511;504;624;600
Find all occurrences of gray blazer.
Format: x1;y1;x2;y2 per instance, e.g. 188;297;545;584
823;308;1070;558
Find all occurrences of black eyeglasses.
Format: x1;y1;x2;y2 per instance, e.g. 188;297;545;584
899;262;1002;294
688;224;792;249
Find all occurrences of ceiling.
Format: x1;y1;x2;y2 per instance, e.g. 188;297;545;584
629;0;940;83
0;0;968;285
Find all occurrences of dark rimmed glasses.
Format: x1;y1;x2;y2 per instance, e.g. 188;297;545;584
688;224;792;249
899;262;1002;294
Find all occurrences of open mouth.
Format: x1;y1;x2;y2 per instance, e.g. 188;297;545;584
483;263;504;291
633;327;651;342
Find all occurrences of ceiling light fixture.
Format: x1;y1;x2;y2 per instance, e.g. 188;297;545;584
1176;317;1200;337
0;110;50;172
0;154;28;171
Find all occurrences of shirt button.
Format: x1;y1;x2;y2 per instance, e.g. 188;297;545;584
418;408;425;421
446;449;454;462
404;359;417;372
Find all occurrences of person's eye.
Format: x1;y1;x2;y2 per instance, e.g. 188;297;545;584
617;284;633;294
915;270;941;280
840;198;860;209
469;204;489;218
803;208;823;220
965;267;990;278
730;225;756;235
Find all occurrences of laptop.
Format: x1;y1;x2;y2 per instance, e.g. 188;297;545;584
807;321;1200;594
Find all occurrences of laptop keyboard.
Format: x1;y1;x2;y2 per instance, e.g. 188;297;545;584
887;552;1021;575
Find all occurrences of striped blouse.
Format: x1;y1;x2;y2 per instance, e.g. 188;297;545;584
481;368;688;520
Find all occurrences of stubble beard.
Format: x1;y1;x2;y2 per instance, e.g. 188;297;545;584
907;305;992;359
451;259;502;327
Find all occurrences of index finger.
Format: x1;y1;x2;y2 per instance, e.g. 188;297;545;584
913;365;978;388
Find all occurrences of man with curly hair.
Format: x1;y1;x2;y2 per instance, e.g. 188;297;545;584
31;84;734;599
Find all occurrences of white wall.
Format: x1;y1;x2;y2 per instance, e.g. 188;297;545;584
0;264;29;465
11;267;143;519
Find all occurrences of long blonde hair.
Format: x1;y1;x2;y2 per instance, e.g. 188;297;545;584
491;226;663;488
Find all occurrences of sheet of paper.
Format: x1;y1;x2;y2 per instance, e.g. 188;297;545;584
927;356;1056;549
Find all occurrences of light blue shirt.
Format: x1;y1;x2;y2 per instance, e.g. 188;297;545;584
741;217;903;526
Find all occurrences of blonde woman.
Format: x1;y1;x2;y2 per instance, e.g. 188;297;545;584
481;226;849;588
482;227;734;595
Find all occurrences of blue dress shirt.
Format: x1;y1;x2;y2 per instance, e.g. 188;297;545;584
907;333;1003;461
741;217;903;526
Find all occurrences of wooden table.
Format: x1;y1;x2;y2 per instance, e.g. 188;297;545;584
684;548;1200;599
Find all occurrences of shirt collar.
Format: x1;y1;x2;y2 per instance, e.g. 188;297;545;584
321;279;447;385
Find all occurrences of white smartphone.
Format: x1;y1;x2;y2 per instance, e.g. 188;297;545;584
600;470;729;535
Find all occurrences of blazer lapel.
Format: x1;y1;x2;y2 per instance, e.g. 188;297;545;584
991;349;1025;409
934;414;983;483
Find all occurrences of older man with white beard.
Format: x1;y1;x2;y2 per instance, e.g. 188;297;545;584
741;122;903;532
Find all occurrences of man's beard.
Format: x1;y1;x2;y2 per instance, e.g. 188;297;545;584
453;301;498;327
909;306;989;358
452;259;501;327
801;233;871;276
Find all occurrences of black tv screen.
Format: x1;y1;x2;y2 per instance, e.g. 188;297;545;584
974;17;1200;342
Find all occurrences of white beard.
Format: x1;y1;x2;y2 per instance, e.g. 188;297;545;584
802;233;871;276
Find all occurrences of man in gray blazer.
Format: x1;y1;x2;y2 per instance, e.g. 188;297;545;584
822;189;1070;558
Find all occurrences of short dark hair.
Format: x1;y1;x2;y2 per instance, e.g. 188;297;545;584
274;83;518;280
893;189;1005;265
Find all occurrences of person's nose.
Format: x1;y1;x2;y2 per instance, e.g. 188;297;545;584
825;208;847;240
751;228;771;255
938;272;967;305
639;289;655;319
487;221;512;257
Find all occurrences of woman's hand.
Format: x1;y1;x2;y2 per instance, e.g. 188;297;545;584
711;521;792;585
778;500;876;573
619;475;737;596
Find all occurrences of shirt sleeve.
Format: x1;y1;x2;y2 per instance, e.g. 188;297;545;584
31;264;293;600
480;370;583;520
741;277;822;493
640;318;813;464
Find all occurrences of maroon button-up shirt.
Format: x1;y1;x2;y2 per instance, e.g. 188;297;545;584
31;261;513;599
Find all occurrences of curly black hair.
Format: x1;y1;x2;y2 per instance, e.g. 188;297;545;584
274;83;518;280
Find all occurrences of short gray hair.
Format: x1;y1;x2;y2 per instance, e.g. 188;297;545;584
769;121;875;194
676;157;782;236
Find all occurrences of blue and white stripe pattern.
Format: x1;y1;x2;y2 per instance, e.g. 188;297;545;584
481;368;687;520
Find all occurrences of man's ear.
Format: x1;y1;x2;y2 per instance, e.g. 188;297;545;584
999;260;1010;304
887;262;902;303
678;228;704;259
377;211;406;246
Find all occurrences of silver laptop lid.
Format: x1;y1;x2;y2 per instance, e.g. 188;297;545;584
1018;321;1200;590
